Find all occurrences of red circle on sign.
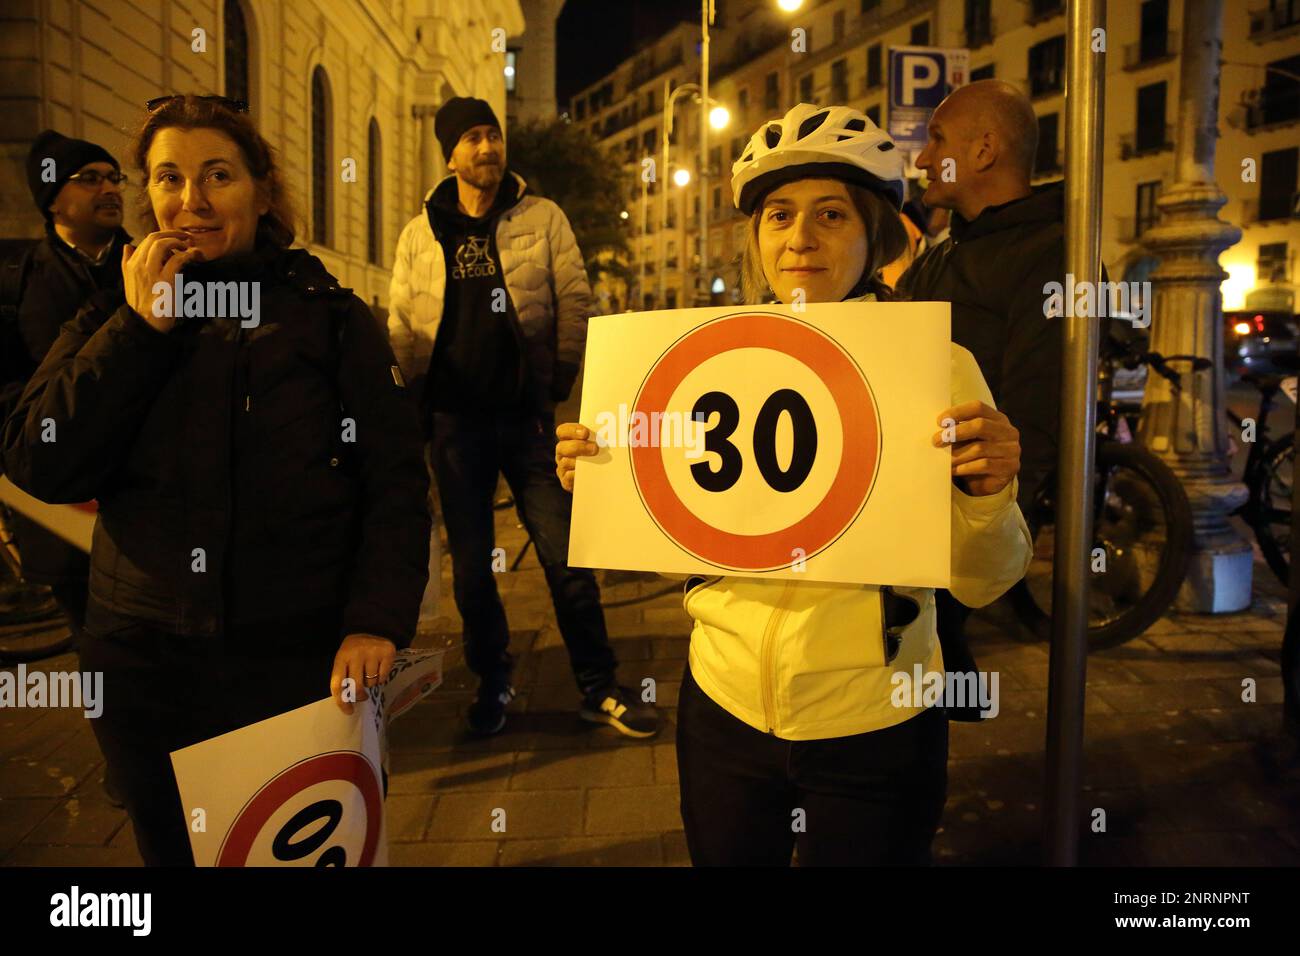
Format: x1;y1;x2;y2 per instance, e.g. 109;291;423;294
217;751;382;867
630;312;879;571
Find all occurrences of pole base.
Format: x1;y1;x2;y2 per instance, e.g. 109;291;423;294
1174;535;1254;613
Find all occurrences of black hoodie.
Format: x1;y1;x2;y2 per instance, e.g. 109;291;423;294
423;172;531;416
897;182;1067;518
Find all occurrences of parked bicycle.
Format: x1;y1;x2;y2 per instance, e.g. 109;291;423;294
0;503;74;665
1227;353;1297;588
1008;333;1198;649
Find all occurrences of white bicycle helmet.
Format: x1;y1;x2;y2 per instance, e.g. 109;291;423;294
731;102;905;214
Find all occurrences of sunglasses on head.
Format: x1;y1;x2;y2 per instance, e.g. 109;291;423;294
145;94;250;113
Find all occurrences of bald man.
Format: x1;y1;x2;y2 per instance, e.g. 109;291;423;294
897;80;1068;718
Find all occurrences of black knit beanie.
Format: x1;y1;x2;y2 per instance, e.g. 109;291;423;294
26;129;120;219
435;97;501;162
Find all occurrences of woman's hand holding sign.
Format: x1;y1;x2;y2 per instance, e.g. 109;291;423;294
330;634;397;714
933;400;1021;497
556;422;598;493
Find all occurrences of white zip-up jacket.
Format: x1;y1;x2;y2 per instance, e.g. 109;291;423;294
387;172;594;409
685;333;1033;741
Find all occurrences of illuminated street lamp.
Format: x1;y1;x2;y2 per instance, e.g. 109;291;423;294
777;0;804;11
659;77;727;308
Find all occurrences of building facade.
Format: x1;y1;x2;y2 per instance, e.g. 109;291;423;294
566;21;704;313
507;0;565;125
569;0;1300;316
0;0;526;311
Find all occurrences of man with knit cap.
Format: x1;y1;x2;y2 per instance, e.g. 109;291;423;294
389;97;658;739
2;130;133;806
4;131;133;647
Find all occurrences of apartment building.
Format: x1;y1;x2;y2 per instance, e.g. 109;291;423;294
572;0;1299;316
566;21;704;312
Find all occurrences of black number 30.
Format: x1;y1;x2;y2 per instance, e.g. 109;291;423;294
690;389;817;493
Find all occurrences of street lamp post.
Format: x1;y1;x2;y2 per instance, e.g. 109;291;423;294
699;0;714;306
659;78;725;309
660;76;679;310
639;169;648;311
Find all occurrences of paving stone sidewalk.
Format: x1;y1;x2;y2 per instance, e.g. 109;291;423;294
4;502;1298;866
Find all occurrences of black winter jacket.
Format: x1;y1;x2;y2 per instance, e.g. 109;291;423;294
0;244;431;649
897;183;1066;518
18;224;132;366
4;224;129;585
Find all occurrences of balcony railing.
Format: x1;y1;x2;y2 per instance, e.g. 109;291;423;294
628;50;684;88
1123;30;1178;69
1120;125;1174;159
1026;0;1065;26
1244;86;1300;130
1029;68;1065;99
710;24;786;79
1034;149;1064;176
965;17;996;50
1117;216;1161;242
1244;193;1300;223
1249;4;1300;41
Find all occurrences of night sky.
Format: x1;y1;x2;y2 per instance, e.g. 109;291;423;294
556;0;703;105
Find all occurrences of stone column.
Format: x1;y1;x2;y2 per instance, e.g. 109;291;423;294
412;103;445;203
1138;0;1251;612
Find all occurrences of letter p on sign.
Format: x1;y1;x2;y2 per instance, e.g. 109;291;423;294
901;55;940;105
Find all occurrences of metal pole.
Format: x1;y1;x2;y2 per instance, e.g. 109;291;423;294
639;172;648;310
1044;0;1105;867
1287;342;1300;737
699;0;711;306
660;77;671;309
662;82;701;311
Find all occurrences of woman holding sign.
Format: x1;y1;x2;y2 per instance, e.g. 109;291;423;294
1;96;431;866
555;103;1031;866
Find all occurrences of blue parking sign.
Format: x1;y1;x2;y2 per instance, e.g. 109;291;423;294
888;47;970;154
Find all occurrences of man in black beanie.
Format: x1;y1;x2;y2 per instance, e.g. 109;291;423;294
4;130;132;691
18;129;132;357
389;97;659;739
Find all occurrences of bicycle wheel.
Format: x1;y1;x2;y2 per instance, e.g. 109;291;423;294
1008;443;1194;650
0;510;76;664
1253;432;1293;587
0;580;72;664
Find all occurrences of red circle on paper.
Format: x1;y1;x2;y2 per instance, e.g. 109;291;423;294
217;751;382;867
629;312;880;571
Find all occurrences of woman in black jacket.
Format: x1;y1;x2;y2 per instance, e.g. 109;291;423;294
0;95;432;866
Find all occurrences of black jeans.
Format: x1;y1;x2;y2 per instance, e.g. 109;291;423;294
429;409;616;695
78;611;339;866
676;663;949;866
